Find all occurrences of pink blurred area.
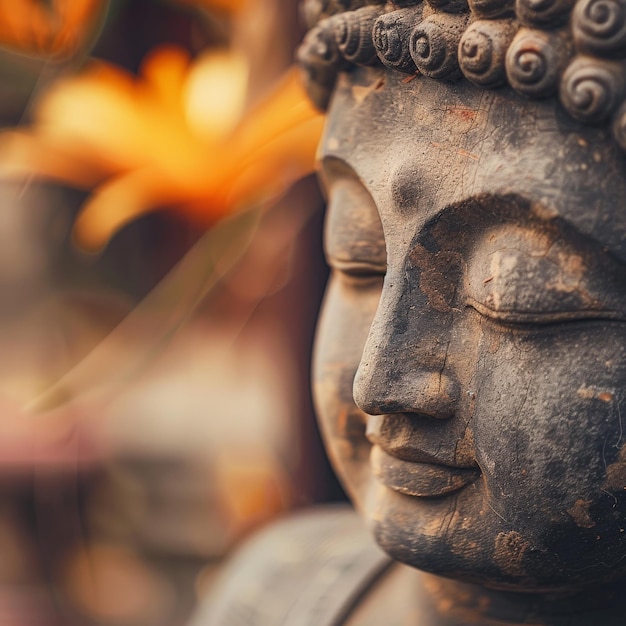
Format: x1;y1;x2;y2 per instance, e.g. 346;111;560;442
0;1;338;624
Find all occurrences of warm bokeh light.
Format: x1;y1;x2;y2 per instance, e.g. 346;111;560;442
0;2;331;624
0;0;107;58
0;45;324;251
176;0;248;13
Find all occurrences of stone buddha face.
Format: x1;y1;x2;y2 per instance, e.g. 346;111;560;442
312;66;626;591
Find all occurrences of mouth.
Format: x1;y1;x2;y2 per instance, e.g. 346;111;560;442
370;445;481;498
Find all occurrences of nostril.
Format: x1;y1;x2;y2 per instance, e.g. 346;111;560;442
353;365;460;420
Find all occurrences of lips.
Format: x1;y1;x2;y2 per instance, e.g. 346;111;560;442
370;445;481;498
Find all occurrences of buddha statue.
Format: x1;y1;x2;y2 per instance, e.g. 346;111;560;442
192;0;626;623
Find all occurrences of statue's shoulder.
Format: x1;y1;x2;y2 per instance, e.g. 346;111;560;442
190;504;392;626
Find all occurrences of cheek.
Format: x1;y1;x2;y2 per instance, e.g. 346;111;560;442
472;324;626;525
312;276;382;499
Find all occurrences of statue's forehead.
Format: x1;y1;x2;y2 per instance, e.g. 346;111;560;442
321;68;626;263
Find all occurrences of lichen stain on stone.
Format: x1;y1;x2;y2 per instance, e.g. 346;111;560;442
351;80;382;106
409;244;461;313
557;250;586;280
531;199;559;221
598;392;614;402
546;251;590;298
494;531;530;577
577;385;614;403
604;443;626;491
326;136;340;151
449;533;479;561
444;106;486;134
566;499;595;528
488;332;501;354
454;428;475;467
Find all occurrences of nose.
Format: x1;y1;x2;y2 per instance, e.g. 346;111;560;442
352;272;459;419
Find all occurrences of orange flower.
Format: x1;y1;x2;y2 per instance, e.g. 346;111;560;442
0;0;107;58
175;0;247;14
0;45;324;251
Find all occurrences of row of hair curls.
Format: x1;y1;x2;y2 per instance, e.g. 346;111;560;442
298;0;626;151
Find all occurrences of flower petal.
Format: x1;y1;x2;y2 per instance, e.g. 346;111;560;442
183;49;248;142
178;67;324;221
225;116;324;213
35;59;205;181
228;68;323;163
140;45;191;112
0;0;105;57
0;0;51;54
175;0;247;15
0;130;113;187
35;63;149;171
51;0;106;41
72;167;183;252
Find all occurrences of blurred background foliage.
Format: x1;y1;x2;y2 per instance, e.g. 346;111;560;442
0;2;340;624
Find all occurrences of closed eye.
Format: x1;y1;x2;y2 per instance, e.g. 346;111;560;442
331;259;387;277
466;297;626;326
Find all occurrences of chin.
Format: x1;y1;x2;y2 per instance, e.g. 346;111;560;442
358;477;626;591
